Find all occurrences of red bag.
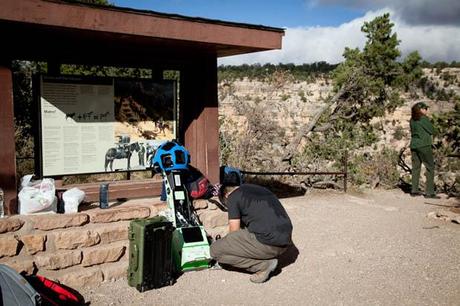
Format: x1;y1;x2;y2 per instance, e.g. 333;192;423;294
185;166;213;199
24;274;84;306
188;176;211;199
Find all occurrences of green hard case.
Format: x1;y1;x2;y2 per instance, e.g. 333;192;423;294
128;216;174;292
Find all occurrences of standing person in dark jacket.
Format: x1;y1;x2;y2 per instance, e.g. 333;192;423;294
410;102;439;199
211;184;293;283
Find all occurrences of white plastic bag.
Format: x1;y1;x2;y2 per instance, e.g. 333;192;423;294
62;188;85;214
18;175;56;214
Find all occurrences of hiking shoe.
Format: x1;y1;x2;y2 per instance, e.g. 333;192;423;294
250;259;278;284
424;194;441;199
210;262;223;270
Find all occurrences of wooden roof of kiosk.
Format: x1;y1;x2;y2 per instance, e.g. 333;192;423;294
0;0;284;215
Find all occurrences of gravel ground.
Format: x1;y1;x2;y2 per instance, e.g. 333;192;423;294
81;189;460;305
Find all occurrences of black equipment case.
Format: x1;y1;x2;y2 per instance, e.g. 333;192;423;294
128;216;175;292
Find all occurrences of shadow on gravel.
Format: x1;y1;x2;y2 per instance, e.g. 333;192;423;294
244;177;305;199
397;179;412;194
277;244;299;270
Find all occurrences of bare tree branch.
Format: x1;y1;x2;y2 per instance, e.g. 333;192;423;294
313;123;333;132
398;146;412;173
283;81;352;162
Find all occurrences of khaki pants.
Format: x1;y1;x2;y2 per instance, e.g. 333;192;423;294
210;228;288;273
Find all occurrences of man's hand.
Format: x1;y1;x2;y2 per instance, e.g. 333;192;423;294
228;219;241;232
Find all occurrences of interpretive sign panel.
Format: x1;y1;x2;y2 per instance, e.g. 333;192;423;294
38;76;176;176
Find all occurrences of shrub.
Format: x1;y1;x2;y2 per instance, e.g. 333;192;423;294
349;148;400;188
393;125;406;140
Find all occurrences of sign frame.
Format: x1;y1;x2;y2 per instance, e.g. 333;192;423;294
35;75;177;177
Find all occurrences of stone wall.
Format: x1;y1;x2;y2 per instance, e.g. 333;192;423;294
0;199;163;288
0;197;229;289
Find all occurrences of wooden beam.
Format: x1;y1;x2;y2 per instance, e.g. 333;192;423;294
63;178;163;202
0;64;18;215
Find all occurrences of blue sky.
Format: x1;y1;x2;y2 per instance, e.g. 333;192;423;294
112;0;365;28
112;0;460;65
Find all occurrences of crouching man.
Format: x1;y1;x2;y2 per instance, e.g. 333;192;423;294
211;184;293;283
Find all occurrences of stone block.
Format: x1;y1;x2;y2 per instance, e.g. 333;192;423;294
148;205;159;217
54;229;100;250
98;223;129;244
33;214;89;231
35;250;82;270
87;207;150;223
0;236;20;258
193;199;208;210
101;261;128;281
0;217;25;233
199;210;228;229
57;267;103;288
155;202;168;211
21;234;46;255
4;259;36;274
81;244;126;267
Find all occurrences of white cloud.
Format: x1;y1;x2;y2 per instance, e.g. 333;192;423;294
312;0;460;26
218;9;460;65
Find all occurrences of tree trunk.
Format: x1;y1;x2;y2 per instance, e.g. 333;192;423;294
283;85;347;163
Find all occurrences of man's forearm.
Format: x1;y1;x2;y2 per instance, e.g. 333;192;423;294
228;219;241;232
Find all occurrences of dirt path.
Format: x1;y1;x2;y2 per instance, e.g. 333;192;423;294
81;189;460;305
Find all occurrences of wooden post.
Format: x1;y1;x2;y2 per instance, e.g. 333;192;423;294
0;63;18;215
181;56;219;183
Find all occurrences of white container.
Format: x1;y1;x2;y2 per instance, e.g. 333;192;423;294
62;188;85;214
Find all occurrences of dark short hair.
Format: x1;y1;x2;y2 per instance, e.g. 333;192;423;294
218;185;238;207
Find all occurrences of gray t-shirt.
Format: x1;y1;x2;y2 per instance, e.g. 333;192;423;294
227;184;293;246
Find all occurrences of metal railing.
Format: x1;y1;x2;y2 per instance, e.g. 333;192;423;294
241;151;348;192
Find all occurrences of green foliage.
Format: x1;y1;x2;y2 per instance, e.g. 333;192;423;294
12;61;47;177
398;51;423;89
361;14;401;81
218;62;337;82
331;13;410;122
297;124;377;170
290;13;424;188
281;94;290;101
298;90;307;102
392;125;406;141
61;64;151;78
432;98;460;154
348;147;400;188
431;98;460;194
317;13;421;143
